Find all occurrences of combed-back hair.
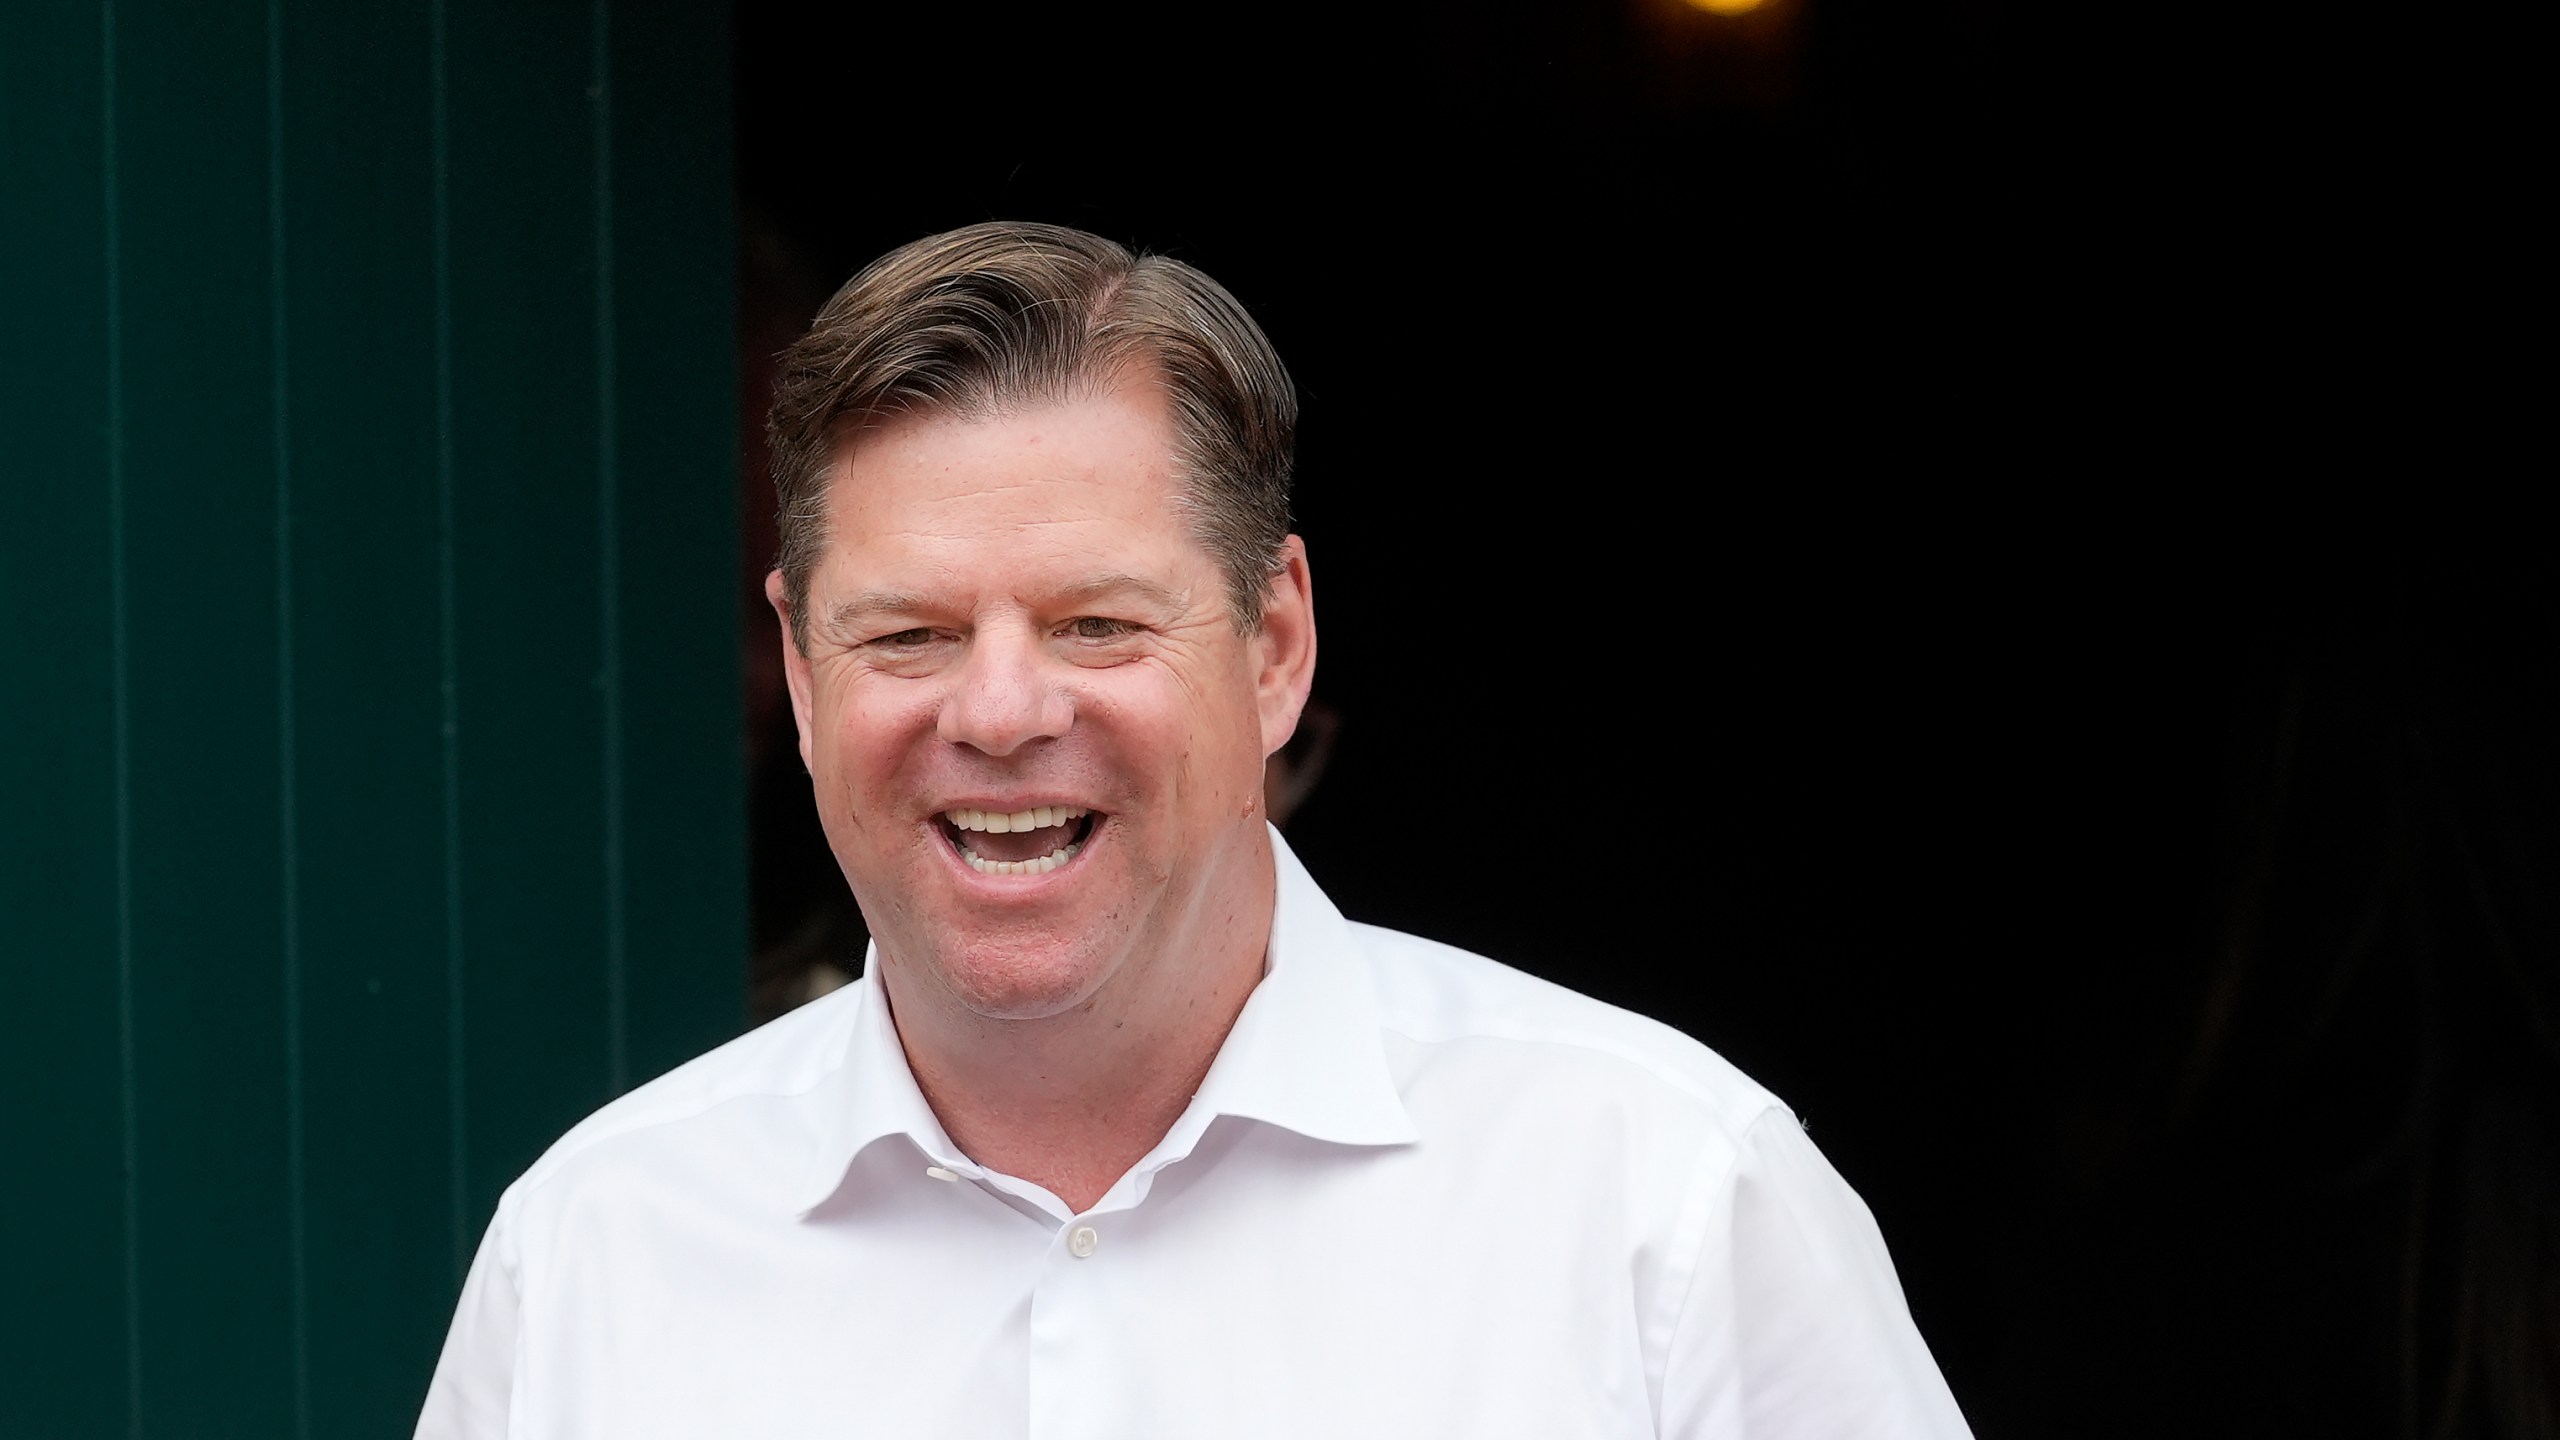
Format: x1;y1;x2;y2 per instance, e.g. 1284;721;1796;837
767;221;1297;649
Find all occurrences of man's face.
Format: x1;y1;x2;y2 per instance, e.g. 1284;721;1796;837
772;379;1313;1023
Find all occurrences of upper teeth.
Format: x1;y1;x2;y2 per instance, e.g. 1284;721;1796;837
945;805;1089;833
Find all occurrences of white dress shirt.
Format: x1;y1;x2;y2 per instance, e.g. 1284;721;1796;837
417;832;1972;1439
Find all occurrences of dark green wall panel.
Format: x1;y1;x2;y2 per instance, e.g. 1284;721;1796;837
274;0;462;1430
0;5;130;1435
444;0;618;1222
612;0;746;1087
115;0;299;1430
1;0;741;1433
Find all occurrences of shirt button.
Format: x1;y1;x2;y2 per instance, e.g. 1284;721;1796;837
1067;1225;1100;1259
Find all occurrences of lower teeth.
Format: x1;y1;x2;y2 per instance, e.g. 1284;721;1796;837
962;841;1079;877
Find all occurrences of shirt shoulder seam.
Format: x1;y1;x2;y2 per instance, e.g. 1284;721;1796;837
497;1054;845;1218
1647;1104;1802;1422
1376;1016;1784;1120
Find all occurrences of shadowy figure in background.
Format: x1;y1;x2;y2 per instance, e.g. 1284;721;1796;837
2206;560;2557;1440
2024;555;2557;1440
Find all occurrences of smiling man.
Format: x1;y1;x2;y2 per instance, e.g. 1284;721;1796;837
416;223;1972;1438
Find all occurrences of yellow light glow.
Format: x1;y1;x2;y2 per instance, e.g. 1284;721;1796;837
1682;0;1764;13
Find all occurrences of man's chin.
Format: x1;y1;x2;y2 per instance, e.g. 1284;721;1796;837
892;939;1117;1024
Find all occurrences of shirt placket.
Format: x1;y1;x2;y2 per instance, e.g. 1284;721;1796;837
1014;1151;1197;1440
1024;1203;1129;1440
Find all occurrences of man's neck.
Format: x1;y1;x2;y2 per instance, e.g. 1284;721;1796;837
880;861;1275;1215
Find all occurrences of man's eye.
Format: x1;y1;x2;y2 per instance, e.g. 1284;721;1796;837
1067;617;1138;640
873;627;936;648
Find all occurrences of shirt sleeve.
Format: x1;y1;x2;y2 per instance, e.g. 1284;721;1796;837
1657;1108;1974;1440
414;1212;521;1440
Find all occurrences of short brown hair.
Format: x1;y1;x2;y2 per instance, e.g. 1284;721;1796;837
767;221;1297;648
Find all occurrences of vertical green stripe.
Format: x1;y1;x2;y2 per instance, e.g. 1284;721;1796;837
121;0;295;1422
278;0;451;1422
430;0;469;1287
263;0;313;1431
0;6;130;1422
449;0;616;1215
594;0;628;1094
102;3;144;1430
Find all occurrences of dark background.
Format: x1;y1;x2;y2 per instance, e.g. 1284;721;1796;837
732;3;2553;1436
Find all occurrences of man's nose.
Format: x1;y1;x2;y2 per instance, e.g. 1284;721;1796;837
936;628;1074;757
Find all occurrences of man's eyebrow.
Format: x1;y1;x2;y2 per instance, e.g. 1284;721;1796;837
817;575;1185;633
1047;572;1188;612
819;591;929;632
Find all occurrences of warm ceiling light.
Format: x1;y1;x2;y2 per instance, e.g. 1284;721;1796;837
1682;0;1765;12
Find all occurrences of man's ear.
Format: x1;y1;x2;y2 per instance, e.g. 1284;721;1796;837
1254;536;1317;760
766;570;817;773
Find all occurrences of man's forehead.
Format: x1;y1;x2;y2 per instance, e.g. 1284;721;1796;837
820;389;1196;514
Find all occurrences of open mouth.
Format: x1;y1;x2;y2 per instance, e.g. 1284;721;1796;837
940;806;1100;877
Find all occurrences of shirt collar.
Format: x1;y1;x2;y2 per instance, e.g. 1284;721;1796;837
785;956;966;1216
787;825;1416;1217
1179;826;1418;1149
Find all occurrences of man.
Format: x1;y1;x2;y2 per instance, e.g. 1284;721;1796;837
417;221;1972;1438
